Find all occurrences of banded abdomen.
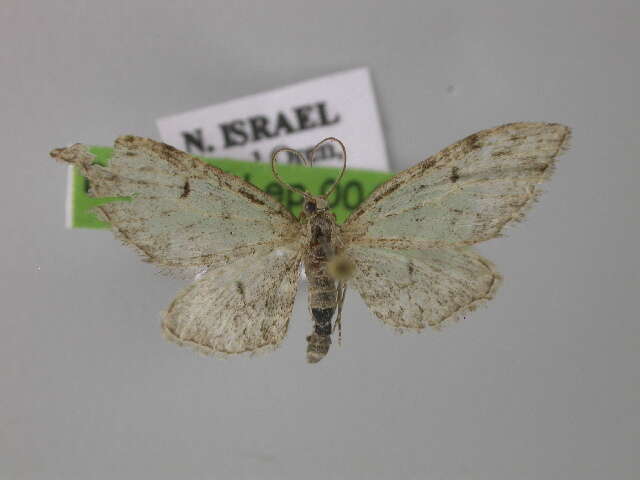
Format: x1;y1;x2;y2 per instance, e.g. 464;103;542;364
304;224;337;363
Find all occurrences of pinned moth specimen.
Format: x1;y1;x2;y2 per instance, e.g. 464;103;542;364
51;122;570;363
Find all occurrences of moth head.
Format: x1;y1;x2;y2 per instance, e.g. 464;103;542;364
303;196;329;216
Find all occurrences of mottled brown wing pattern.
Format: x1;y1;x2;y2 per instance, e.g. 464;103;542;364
51;136;300;276
51;123;570;357
51;136;305;356
163;245;302;355
346;245;501;330
342;123;571;249
341;122;570;331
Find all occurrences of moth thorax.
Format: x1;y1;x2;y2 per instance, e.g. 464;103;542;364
327;254;355;281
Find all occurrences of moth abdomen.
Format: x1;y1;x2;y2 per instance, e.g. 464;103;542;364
311;308;334;334
307;306;334;363
306;331;332;364
305;265;337;363
304;222;338;363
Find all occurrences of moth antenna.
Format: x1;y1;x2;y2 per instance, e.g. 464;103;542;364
310;137;347;199
271;147;311;198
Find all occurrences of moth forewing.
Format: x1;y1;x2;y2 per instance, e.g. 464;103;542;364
51;136;300;278
341;122;571;248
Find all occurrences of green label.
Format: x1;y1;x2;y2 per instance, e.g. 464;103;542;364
68;146;394;228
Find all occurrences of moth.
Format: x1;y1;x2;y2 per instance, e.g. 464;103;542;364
51;122;571;363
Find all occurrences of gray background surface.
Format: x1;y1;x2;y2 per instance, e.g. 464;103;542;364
2;1;639;479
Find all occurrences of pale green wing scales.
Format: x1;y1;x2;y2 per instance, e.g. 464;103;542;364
163;245;302;355
341;122;569;331
345;245;501;330
50;136;300;275
342;123;571;249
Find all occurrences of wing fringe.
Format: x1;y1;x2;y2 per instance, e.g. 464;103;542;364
161;313;284;357
381;259;502;333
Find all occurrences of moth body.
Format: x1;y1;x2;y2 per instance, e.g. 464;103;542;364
301;198;342;363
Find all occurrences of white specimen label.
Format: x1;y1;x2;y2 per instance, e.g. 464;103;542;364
156;68;389;171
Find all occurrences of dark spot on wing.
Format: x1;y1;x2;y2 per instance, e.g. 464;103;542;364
238;188;266;206
180;179;190;198
492;149;510;158
236;281;245;299
151;141;180;156
164;143;180;154
450;166;460;183
465;133;482;151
